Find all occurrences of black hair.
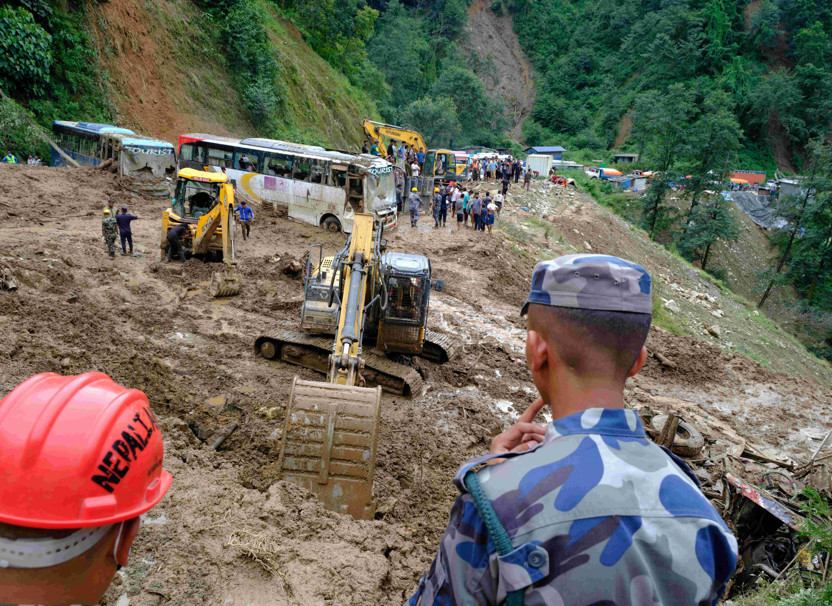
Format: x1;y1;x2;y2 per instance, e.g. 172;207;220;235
528;304;651;378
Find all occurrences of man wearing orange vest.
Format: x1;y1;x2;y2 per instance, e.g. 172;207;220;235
0;372;172;605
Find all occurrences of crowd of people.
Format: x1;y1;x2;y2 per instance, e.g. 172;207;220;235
427;182;504;233
362;139;426;177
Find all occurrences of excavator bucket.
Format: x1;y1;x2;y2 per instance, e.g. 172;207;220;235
278;377;382;519
209;267;242;297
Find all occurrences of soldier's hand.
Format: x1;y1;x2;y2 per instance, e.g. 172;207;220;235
489;398;547;463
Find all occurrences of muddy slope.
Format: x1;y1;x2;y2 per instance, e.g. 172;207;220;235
462;0;536;140
0;165;829;604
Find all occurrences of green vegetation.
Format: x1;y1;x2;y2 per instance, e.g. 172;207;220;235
651;293;688;336
0;5;52;96
0;1;113;134
755;140;832;361
0;97;48;159
511;0;832;171
365;0;507;147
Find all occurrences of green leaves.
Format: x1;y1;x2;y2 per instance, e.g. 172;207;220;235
400;96;458;147
0;6;52;96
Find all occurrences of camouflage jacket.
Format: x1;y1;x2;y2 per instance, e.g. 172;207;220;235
407;408;737;606
102;217;118;239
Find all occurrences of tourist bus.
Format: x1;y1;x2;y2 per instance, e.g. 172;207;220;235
177;134;397;233
51;121;176;180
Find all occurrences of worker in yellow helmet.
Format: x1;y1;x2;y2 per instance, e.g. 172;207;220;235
408;186;421;228
432;187;443;229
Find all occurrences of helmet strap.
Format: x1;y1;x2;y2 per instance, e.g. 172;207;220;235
112;521;125;566
0;525;113;569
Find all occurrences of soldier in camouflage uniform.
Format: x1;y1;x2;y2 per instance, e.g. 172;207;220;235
407;254;738;606
101;209;118;260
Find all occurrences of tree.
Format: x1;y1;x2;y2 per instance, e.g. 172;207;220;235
749;70;807;144
430;63;497;144
0;6;51;96
759;139;832;308
682;90;741;223
677;194;739;270
366;0;431;111
400;96;459;147
631;85;694;236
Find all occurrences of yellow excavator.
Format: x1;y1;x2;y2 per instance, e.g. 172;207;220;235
259;213;453;519
362;120;463;186
161;168;242;297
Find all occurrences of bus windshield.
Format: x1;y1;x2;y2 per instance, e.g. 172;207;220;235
173;180;221;220
364;170;395;213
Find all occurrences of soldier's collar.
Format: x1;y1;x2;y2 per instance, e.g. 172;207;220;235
548;407;645;440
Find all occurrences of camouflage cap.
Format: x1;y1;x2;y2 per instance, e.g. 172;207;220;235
520;254;652;315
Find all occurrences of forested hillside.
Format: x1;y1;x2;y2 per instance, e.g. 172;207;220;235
0;0;515;153
511;0;832;171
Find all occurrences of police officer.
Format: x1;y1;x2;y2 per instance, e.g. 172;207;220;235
101;208;118;260
408;187;421;228
0;372;171;605
431;188;442;228
407;254;738;605
166;223;188;263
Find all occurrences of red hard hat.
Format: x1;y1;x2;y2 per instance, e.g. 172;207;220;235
0;372;172;529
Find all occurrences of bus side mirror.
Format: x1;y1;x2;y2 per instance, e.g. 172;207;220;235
432;279;444;292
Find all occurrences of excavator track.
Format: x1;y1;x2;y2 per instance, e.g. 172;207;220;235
255;328;425;396
423;329;457;364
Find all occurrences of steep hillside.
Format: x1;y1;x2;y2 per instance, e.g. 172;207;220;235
2;0;377;150
511;0;832;170
87;0;252;143
86;0;375;148
462;0;535;139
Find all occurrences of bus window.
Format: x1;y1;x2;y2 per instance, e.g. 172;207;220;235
234;149;260;173
330;165;347;187
293;158;311;181
309;160;327;184
263;153;293;178
206;145;233;169
180;143;205;164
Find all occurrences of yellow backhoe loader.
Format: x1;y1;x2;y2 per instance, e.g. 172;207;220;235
260;213;453;518
161;168;242;297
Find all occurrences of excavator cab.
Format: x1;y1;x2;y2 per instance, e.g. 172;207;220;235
171;178;220;221
376;253;432;355
300;245;341;334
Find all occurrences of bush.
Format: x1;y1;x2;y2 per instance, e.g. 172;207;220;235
0;6;52;96
0;97;48;159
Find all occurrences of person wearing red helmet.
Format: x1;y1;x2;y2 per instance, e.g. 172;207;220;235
0;372;172;605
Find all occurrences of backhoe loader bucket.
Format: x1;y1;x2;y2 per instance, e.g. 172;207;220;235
210;267;242;297
278;377;382;519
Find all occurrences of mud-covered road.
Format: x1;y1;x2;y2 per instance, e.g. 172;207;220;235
0;165;829;604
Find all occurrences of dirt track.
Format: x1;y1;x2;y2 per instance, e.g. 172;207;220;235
0;165;830;604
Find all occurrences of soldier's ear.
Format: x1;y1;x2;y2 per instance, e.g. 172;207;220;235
525;330;549;374
627;346;648;378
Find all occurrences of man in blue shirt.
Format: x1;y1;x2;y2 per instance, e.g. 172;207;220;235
115;206;144;256
408;255;738;606
235;200;254;240
417;148;425;167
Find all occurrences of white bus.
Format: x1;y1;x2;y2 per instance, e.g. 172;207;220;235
177;134;397;233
